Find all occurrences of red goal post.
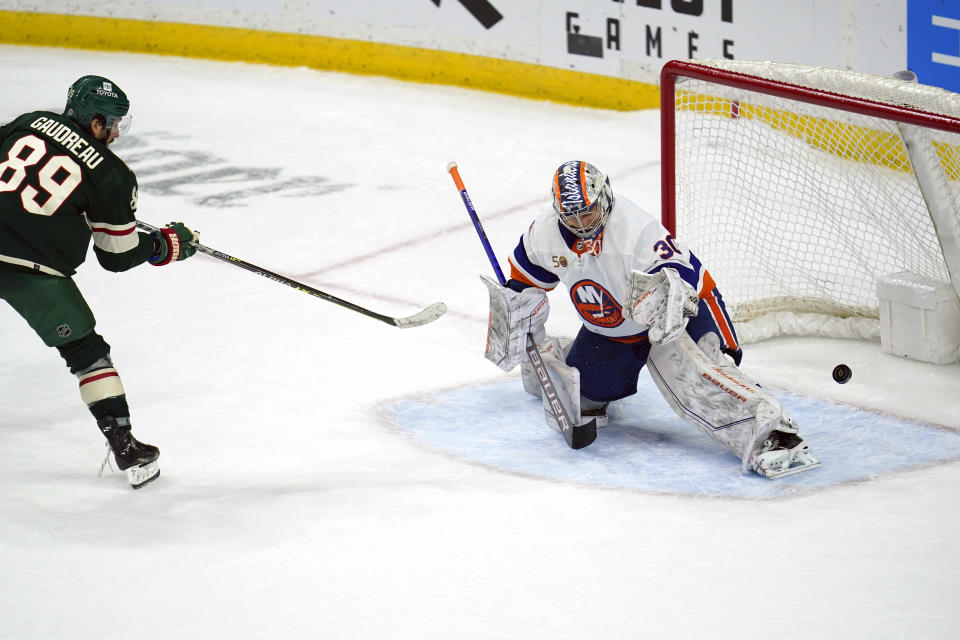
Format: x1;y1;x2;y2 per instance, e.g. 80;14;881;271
660;60;960;343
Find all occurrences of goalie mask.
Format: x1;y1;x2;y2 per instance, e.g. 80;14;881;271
64;75;132;137
551;160;614;239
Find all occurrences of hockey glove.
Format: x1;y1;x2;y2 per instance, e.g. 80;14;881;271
697;331;743;367
480;274;549;372
723;346;743;366
627;267;699;345
149;222;198;266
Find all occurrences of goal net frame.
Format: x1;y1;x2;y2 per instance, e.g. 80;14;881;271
660;59;960;344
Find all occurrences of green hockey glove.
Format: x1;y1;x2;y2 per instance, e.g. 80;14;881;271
149;222;198;266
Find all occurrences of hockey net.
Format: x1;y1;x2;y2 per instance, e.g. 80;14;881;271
661;60;960;344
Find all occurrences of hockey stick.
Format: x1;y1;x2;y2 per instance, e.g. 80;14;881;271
446;162;596;450
135;221;446;329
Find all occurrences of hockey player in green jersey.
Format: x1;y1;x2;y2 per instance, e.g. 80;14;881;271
0;75;198;488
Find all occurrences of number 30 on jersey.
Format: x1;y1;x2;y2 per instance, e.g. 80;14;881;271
654;234;682;260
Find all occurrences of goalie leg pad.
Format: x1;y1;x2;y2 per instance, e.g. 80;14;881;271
521;335;571;397
520;359;541;398
536;343;583;433
524;338;596;449
521;335;608;428
646;332;816;476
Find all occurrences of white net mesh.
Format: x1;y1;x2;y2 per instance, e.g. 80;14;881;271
669;60;960;341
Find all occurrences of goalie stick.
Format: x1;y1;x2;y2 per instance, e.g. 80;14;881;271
446;162;596;450
136;221;446;329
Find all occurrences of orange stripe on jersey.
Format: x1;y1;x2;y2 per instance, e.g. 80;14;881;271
699;270;738;350
508;262;551;290
699;270;717;297
510;265;538;287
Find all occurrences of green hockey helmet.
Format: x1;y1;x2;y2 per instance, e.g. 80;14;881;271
64;75;132;135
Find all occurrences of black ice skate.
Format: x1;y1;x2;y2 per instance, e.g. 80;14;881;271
96;416;160;489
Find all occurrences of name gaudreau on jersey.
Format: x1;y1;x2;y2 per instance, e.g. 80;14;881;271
28;115;105;170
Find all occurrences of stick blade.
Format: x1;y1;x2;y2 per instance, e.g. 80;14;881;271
566;419;597;450
391;302;447;328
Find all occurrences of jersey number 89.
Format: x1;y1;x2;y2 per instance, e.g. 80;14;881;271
0;134;82;216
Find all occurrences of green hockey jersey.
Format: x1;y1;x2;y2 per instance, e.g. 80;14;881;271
0;111;153;276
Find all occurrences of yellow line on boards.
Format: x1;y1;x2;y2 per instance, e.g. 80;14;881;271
0;11;660;111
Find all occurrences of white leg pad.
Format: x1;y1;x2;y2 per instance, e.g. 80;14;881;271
646;332;797;471
538;345;584;433
521;336;572;397
518;336;595;431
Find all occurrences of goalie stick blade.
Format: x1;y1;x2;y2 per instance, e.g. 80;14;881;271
390;302;448;328
567;419;598;450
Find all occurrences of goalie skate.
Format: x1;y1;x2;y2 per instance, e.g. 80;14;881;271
750;431;821;479
580;402;609;428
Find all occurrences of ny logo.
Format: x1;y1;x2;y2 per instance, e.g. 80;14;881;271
576;285;610;318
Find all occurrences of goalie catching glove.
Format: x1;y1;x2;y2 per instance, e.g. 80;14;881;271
626;267;699;344
480;275;549;371
148;222;199;266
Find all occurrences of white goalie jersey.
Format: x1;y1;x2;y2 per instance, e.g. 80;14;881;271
507;193;736;347
500;183;816;478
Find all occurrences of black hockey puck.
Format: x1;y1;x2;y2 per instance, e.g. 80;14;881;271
832;363;852;384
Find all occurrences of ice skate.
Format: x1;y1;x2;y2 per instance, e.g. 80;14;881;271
580;401;609;428
97;416;160;489
750;430;820;479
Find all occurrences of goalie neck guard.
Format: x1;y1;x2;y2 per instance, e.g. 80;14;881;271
64;75;132;136
551;160;614;239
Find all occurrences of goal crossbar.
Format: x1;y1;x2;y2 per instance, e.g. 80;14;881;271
661;60;960;233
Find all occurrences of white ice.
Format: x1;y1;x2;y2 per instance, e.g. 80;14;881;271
1;45;959;639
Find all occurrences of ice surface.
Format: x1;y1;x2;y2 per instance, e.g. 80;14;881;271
1;45;959;639
387;378;960;498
